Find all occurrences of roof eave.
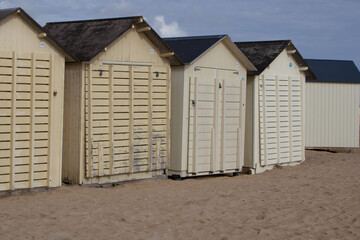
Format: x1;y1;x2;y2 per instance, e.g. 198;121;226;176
134;20;183;66
222;36;257;71
287;41;316;80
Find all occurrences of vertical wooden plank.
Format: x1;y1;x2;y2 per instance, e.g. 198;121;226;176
260;76;268;166
147;66;153;171
156;138;161;169
108;64;114;175
288;76;293;162
98;142;103;176
191;77;198;174
211;77;217;172
128;65;134;173
29;52;35;188
9;51;16;190
275;76;280;164
220;79;225;171
236;73;243;170
87;64;94;177
299;75;304;161
47;53;53;186
165;66;171;170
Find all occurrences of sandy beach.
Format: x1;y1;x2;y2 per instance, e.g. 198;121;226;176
0;147;359;240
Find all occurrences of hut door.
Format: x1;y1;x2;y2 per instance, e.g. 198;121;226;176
85;63;169;178
0;51;53;191
188;67;243;174
258;75;304;166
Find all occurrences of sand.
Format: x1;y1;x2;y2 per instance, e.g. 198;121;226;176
0;148;359;240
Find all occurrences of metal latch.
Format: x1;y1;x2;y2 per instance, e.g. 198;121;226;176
219;83;222;88
233;71;239;75
194;67;201;71
192;100;196;106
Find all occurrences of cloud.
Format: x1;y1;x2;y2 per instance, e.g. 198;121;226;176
153;15;187;37
0;1;14;8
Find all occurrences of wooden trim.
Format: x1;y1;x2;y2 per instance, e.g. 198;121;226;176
275;76;280;164
10;51;17;190
192;77;198;174
220;79;225;171
37;32;47;38
288;76;293;162
147;66;153;171
287;50;296;54
160;52;174;58
108;64;114;175
260;76;268;166
29;53;36;188
47;53;53;186
136;26;151;32
300;75;305;161
129;66;134;173
211;78;217;172
103;61;154;67
165;66;170;170
87;64;94;177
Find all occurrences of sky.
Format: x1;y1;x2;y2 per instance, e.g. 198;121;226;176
1;0;360;68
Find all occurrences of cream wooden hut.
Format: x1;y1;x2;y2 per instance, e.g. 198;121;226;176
305;59;360;148
45;17;182;184
0;8;75;191
163;35;256;178
235;40;315;174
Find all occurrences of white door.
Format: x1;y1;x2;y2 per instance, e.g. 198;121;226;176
258;75;304;166
188;67;244;174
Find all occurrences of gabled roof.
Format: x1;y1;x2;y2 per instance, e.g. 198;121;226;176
44;17;182;65
305;59;360;83
235;40;316;79
163;35;256;71
0;7;76;62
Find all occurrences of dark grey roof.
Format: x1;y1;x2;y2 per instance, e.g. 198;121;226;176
45;17;138;61
44;17;182;65
235;40;289;75
305;59;360;83
235;40;316;79
163;35;225;64
0;7;76;62
0;7;19;21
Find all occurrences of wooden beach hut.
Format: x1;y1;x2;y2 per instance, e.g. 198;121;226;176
235;40;315;174
163;35;256;178
45;17;182;184
0;8;75;191
305;59;360;148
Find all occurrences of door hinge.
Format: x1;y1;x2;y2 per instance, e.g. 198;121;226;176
194;67;201;71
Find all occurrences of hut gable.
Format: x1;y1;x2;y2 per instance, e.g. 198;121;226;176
235;40;315;79
0;7;76;61
45;17;182;65
305;59;360;83
164;35;255;70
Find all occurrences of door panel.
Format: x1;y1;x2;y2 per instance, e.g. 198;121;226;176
259;75;303;166
0;51;52;191
85;64;169;177
188;68;243;174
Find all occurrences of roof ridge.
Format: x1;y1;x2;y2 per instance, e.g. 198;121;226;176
163;35;227;40
306;59;354;62
235;40;291;44
46;16;142;25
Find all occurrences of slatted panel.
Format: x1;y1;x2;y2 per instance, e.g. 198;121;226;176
259;75;303;166
85;64;169;177
188;68;242;174
0;50;51;191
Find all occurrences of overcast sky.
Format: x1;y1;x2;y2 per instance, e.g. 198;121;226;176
1;0;359;68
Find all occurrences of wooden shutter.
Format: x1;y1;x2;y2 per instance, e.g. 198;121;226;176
0;51;52;191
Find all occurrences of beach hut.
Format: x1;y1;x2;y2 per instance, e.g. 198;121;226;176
45;17;182;184
235;40;315;173
0;8;75;191
305;59;360;148
163;35;256;178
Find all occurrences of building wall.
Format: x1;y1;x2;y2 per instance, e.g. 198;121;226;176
305;82;360;148
0;14;65;190
63;28;172;184
169;41;248;176
244;49;306;171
